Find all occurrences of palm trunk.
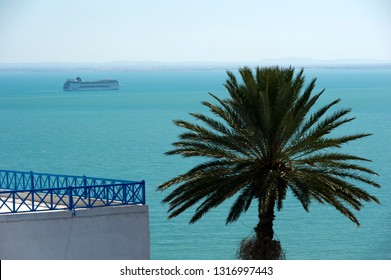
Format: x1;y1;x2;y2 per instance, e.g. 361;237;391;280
255;198;275;240
243;198;282;260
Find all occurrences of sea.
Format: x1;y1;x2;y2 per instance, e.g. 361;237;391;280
0;66;390;260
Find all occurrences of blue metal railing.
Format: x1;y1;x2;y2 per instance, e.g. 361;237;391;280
0;170;145;214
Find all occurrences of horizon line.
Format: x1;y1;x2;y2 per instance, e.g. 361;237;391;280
1;57;391;65
1;59;391;71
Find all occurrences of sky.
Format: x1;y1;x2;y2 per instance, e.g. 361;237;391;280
0;0;390;63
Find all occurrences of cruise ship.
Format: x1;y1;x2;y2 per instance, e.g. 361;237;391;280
63;77;120;91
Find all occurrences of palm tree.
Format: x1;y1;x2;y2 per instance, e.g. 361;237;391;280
158;66;380;259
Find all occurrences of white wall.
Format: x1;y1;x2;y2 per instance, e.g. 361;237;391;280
0;205;150;260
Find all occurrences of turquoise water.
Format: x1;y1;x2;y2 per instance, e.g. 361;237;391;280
0;68;390;260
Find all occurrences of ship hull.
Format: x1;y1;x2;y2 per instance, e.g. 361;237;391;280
63;79;120;91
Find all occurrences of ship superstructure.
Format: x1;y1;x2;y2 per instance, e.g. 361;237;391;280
63;77;120;91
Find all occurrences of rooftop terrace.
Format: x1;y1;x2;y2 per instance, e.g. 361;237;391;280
0;169;145;214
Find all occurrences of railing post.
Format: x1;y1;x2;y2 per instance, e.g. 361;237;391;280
50;188;54;210
141;180;146;205
30;171;34;190
106;186;109;205
88;186;91;207
83;175;88;199
14;173;17;190
12;191;16;213
122;184;126;204
69;185;73;210
31;189;35;211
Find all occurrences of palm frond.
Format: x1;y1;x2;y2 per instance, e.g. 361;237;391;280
226;185;255;223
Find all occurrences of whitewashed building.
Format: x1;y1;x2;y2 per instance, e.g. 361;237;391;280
0;170;150;260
